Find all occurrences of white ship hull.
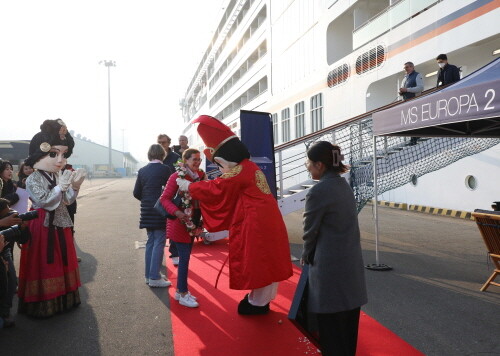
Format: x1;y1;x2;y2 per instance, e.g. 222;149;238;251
180;0;500;212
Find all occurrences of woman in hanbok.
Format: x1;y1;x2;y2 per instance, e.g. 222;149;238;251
17;119;86;318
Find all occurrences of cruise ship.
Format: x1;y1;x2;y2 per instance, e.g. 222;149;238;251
179;0;500;212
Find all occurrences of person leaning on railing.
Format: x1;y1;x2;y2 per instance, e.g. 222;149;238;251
399;61;424;101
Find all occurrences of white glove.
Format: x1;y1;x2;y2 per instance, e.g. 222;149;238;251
214;157;237;174
58;170;75;192
176;177;191;191
71;168;87;190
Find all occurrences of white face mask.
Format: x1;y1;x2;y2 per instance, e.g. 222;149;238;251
438;62;445;69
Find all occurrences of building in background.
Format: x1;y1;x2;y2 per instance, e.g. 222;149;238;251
0;133;138;178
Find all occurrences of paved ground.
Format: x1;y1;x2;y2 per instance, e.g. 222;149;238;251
2;178;499;355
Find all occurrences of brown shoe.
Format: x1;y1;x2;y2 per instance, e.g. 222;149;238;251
77;257;82;262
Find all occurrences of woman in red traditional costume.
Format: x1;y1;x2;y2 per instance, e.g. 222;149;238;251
176;115;293;315
17;119;86;317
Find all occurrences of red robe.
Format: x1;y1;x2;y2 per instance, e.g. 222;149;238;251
189;159;293;290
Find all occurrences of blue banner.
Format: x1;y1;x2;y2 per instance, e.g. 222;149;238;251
240;110;278;199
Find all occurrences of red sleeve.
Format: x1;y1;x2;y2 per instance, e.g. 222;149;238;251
160;172;180;216
189;175;241;232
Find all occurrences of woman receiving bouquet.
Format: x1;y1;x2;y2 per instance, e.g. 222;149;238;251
160;148;205;308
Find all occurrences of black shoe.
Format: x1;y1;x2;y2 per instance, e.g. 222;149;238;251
237;294;270;315
1;317;15;328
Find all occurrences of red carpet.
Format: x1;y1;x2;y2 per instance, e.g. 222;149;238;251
167;239;424;356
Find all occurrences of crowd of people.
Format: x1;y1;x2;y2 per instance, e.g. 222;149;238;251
131;118;369;355
1;116;372;355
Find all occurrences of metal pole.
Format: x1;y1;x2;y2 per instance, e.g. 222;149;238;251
366;135;392;271
373;136;380;265
278;150;284;199
107;65;112;174
100;60;116;175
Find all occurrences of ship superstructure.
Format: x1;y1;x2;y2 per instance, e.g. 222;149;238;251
179;0;500;211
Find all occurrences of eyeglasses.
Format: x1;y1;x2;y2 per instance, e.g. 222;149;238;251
189;158;202;162
158;140;170;144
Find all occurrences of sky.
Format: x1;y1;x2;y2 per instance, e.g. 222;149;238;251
0;0;225;162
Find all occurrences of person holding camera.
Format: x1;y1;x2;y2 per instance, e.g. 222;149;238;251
17;119;86;318
1;160;19;206
0;198;32;328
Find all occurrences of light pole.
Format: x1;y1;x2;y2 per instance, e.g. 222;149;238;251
121;128;125;152
99;60;116;174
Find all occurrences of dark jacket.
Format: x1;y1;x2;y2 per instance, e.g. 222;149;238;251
437;63;460;87
1;180;19;206
162;150;180;173
133;162;172;229
172;145;189;156
302;170;367;313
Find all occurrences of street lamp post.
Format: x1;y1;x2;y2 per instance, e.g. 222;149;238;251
99;60;116;175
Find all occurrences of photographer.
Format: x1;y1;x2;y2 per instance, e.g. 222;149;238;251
0;198;32;328
1;160;19;206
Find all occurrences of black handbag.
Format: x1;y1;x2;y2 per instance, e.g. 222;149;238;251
288;264;319;347
154;193;182;220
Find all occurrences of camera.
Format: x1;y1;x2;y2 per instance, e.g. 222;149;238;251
0;225;22;243
0;210;37;244
17;210;39;221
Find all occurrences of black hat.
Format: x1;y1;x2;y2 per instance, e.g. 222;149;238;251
25;119;75;167
213;137;250;164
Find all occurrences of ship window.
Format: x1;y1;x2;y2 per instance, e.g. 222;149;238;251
410;175;418;186
327;64;349;88
294;101;305;138
465;175;477;191
355;45;385;75
209;5;267;90
272;113;278;144
209;41;267;108
281;108;291;143
310;93;324;132
215;76;268;120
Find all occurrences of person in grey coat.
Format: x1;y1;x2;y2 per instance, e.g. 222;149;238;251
302;141;368;356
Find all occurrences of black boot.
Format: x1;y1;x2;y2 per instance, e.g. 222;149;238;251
237;294;270;315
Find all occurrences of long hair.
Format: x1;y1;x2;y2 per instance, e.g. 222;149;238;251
0;160;13;181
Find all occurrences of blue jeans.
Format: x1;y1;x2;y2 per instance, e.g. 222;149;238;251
168;239;178;258
145;229;166;280
176;241;193;293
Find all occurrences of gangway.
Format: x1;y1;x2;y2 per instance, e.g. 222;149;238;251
275;98;500;216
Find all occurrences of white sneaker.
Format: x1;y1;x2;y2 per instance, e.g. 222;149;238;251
149;278;172;288
174;291;197;301
172;257;179;266
145;272;167;284
179;293;199;308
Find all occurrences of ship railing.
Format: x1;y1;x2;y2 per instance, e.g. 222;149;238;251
352;0;440;49
274;95;412;199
